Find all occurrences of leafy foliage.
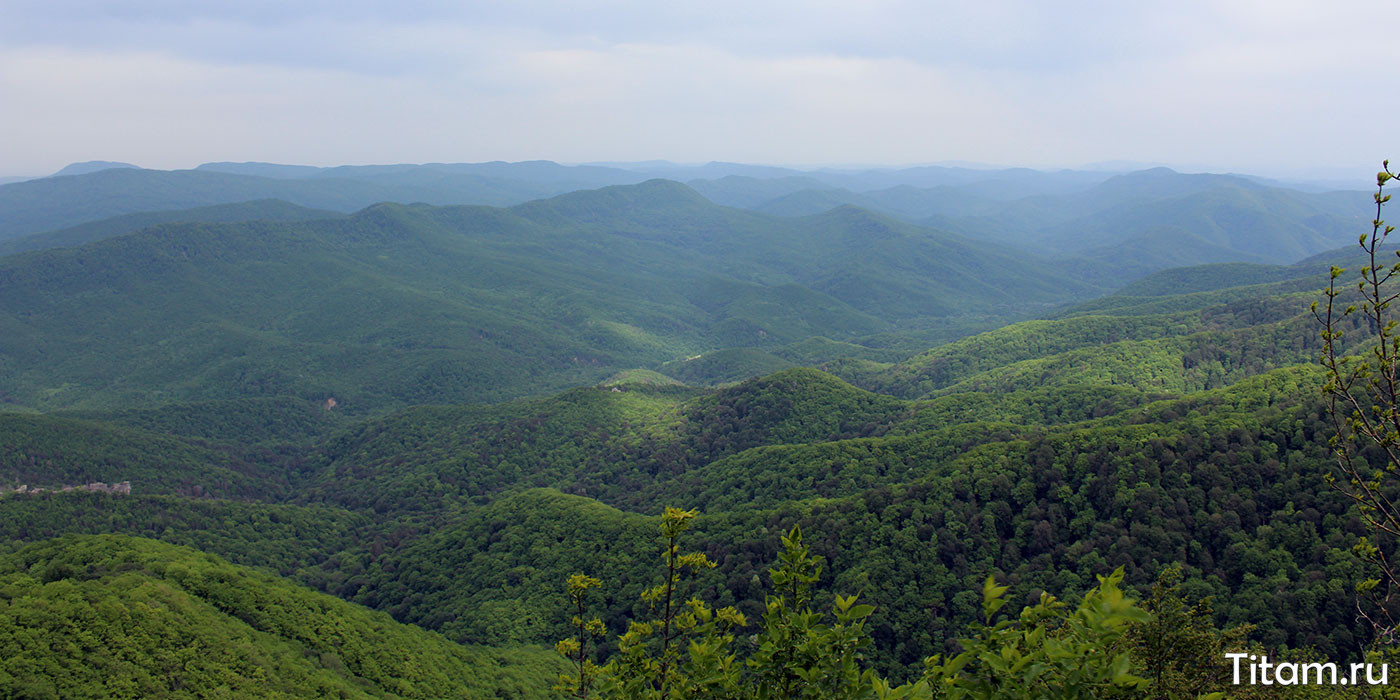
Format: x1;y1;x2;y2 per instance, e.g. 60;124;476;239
1315;163;1400;644
917;568;1149;699
0;535;563;699
562;514;1261;699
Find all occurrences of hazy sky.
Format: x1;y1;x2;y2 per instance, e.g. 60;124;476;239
3;1;1397;179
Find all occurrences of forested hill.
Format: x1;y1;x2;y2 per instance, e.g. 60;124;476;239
0;160;1387;695
690;166;1368;281
0;180;1095;414
0;199;341;256
0;163;648;240
0;256;1379;684
0;535;561;698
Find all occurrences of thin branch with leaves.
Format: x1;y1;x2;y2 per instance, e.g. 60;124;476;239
1313;160;1400;643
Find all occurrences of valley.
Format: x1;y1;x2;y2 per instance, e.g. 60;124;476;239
0;159;1386;697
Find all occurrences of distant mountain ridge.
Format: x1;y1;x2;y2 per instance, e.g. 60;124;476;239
0;163;651;240
682;166;1369;281
0;180;1095;413
0;218;1374;684
2;159;1369;282
0;158;1117;240
0;199;340;256
50;160;141;177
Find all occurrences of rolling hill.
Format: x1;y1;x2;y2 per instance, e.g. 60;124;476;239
0;163;646;240
0;535;561;699
0;180;1096;413
0;157;1386;693
0;199;341;256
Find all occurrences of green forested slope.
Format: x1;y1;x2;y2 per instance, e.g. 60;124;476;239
328;365;1362;677
0;165;1384;696
0;535;562;699
685;174;836;208
0;493;374;582
930;312;1319;396
1040;185;1365;262
831;292;1318;398
0;182;1094;413
1113;261;1312;296
55;396;346;445
300;368;908;510
657;347;799;384
0;199;340;256
0;412;303;499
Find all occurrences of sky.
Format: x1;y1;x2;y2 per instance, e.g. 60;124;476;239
2;0;1397;181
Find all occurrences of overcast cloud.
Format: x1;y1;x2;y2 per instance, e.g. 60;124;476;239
2;0;1396;179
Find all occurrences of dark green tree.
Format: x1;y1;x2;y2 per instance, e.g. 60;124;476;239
1127;565;1246;699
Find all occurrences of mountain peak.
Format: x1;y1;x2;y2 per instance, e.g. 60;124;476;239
511;179;715;223
51;161;141;178
1089;167;1260;202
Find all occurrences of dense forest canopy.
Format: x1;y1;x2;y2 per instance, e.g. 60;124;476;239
0;161;1390;697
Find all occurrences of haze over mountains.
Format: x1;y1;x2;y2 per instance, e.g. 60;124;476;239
0;178;1095;414
0;157;1388;696
2;161;1367;273
0;160;1367;299
0;158;1373;415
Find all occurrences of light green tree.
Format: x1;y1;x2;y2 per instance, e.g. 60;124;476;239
594;507;746;700
1314;162;1400;643
908;568;1155;700
557;573;606;699
748;525;879;700
561;511;1195;700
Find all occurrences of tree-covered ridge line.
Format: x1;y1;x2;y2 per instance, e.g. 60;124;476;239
55;396;348;446
296;368;910;511
0;493;379;582
294;281;1336;515
928;313;1319;397
0;534;563;699
366;411;1349;672
0;411;312;500
0;205;1386;697
0;198;343;257
1112;261;1321;297
1;162;1366;273
1;276;1329;513
833;290;1320;399
0;162;653;240
0;180;1109;414
0;353;1360;682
